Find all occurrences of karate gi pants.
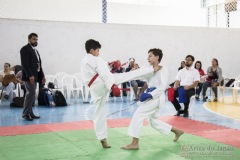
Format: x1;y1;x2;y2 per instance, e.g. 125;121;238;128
128;98;172;138
92;68;153;140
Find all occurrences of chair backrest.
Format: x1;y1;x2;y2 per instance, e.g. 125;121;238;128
73;73;83;89
55;72;68;80
55;72;68;88
234;77;240;87
62;74;74;88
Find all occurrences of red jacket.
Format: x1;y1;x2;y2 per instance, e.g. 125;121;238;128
198;69;205;76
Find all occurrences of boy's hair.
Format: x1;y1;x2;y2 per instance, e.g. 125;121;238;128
28;33;38;39
85;39;101;53
185;55;195;62
148;48;163;62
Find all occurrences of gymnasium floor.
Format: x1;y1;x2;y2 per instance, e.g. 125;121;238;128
0;91;240;160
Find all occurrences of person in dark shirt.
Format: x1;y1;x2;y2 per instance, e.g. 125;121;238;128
178;61;185;71
169;61;186;87
202;58;223;102
126;58;148;101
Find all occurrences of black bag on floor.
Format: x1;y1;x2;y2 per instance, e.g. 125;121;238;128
54;90;67;106
12;85;24;108
38;88;49;106
12;97;24;107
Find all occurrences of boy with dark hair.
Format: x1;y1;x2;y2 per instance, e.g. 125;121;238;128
81;39;159;148
121;48;184;150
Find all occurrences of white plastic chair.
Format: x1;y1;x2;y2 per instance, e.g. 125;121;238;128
55;72;68;89
232;76;240;103
62;74;75;104
218;75;237;102
45;75;65;94
73;73;85;101
35;82;39;98
0;87;6;104
188;96;195;117
45;75;58;88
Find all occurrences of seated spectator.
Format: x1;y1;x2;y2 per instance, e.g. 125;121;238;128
12;65;22;75
169;60;186;87
194;61;205;100
110;60;128;96
0;63;17;106
202;58;223;102
126;59;148;101
171;55;200;117
178;61;185;71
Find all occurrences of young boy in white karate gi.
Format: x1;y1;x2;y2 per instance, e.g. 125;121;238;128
81;39;159;148
121;48;184;150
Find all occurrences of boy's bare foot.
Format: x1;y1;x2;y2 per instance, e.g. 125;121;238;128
100;139;111;148
121;143;139;150
173;130;184;142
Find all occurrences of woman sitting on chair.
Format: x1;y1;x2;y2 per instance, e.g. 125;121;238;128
0;63;19;106
202;58;223;102
194;61;205;100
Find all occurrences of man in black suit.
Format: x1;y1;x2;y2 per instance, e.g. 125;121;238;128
20;33;46;121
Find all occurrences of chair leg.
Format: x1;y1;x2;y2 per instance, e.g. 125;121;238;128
83;86;90;102
233;89;238;103
188;96;195;117
221;87;224;102
130;88;134;101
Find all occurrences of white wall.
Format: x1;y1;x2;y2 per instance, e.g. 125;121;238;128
0;18;239;82
0;0;205;27
0;0;101;23
108;1;204;27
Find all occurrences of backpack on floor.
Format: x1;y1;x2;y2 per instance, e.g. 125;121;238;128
44;90;56;107
54;90;67;106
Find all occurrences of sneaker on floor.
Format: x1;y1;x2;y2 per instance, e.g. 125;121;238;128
183;111;189;117
195;96;200;101
174;110;183;116
203;96;208;102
